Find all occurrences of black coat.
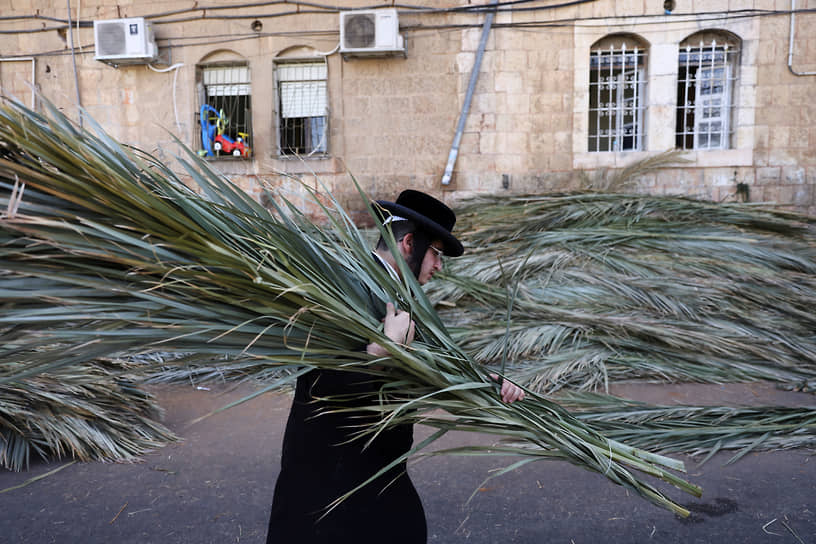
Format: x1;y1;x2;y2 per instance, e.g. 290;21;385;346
266;278;426;543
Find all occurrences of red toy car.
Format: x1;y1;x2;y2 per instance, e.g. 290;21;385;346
213;133;250;157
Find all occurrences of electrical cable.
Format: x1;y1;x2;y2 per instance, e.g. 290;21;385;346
6;8;813;59
311;43;340;57
3;6;813;36
148;63;185;134
66;0;83;127
0;0;589;25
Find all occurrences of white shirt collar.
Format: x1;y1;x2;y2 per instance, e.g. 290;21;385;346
372;251;400;282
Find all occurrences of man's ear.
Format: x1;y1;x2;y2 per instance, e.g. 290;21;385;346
399;232;414;258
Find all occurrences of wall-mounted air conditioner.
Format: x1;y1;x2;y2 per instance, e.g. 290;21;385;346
94;17;158;65
339;9;405;57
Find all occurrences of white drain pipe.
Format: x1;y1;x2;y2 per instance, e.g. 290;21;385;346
788;0;816;76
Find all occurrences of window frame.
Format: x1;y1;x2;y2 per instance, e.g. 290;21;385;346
195;61;253;160
273;58;329;158
573;19;757;172
588;36;648;153
675;35;740;151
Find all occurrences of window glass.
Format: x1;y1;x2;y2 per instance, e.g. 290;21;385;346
675;37;739;150
197;65;252;159
588;38;647;152
276;61;328;156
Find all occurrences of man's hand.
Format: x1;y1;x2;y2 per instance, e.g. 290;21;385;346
383;302;415;345
367;302;415;357
490;373;526;403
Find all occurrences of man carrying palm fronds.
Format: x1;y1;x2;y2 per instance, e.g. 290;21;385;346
266;190;525;544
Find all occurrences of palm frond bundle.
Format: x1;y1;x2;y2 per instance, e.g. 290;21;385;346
0;98;700;514
427;193;816;392
0;361;176;471
558;392;816;464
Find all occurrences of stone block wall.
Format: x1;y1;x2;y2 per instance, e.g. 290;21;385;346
0;0;815;216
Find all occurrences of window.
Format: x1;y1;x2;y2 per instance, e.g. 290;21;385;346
588;36;647;152
276;61;328;156
676;33;739;150
196;64;252;159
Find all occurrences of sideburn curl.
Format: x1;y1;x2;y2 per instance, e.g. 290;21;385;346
405;229;431;278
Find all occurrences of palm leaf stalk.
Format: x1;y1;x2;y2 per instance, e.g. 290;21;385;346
558;392;816;464
426;193;816;392
424;391;816;481
0;98;702;514
0;361;176;471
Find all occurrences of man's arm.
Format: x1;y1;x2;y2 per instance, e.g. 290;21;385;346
369;303;525;404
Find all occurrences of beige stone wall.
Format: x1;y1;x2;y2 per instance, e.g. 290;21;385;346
751;0;816;212
1;0;815;216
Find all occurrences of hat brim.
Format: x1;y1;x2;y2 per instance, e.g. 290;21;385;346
375;201;464;257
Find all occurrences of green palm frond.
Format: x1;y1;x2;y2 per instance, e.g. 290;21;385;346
559;391;816;465
417;391;816;469
0;97;700;515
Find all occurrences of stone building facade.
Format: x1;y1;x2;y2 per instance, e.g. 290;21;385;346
1;0;814;217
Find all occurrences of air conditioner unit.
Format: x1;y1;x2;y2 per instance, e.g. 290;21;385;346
94;17;158;65
339;9;405;57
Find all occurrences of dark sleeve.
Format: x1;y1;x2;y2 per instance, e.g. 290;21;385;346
309;368;384;403
306;273;388;401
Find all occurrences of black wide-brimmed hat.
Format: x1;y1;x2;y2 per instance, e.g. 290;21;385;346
375;190;464;257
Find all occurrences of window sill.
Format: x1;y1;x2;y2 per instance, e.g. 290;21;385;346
269;155;341;175
573;148;753;170
202;156;252;162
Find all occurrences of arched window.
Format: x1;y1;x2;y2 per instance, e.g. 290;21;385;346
196;51;252;159
676;31;740;150
588;34;648;152
275;49;328;157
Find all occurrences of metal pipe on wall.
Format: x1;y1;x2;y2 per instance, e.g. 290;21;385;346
67;0;84;126
788;0;816;76
441;0;499;186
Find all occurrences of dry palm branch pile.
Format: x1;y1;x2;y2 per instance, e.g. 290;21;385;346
0;361;176;472
0;99;700;514
427;193;816;393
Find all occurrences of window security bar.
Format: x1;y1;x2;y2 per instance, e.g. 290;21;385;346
588;43;646;152
676;40;738;150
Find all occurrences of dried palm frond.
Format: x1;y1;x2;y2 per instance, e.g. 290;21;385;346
0;361;176;471
577;149;691;191
125;352;296;386
428;193;816;392
0;98;700;514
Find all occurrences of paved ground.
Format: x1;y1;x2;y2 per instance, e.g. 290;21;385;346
1;382;814;544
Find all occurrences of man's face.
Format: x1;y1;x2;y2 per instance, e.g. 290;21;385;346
417;241;444;285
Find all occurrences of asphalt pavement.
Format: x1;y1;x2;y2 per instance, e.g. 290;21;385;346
1;382;814;544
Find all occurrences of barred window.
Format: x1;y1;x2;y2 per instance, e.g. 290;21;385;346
276;61;328;157
588;36;647;152
676;34;739;150
196;64;252;159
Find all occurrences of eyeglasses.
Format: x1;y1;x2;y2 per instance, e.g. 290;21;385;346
428;245;444;259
